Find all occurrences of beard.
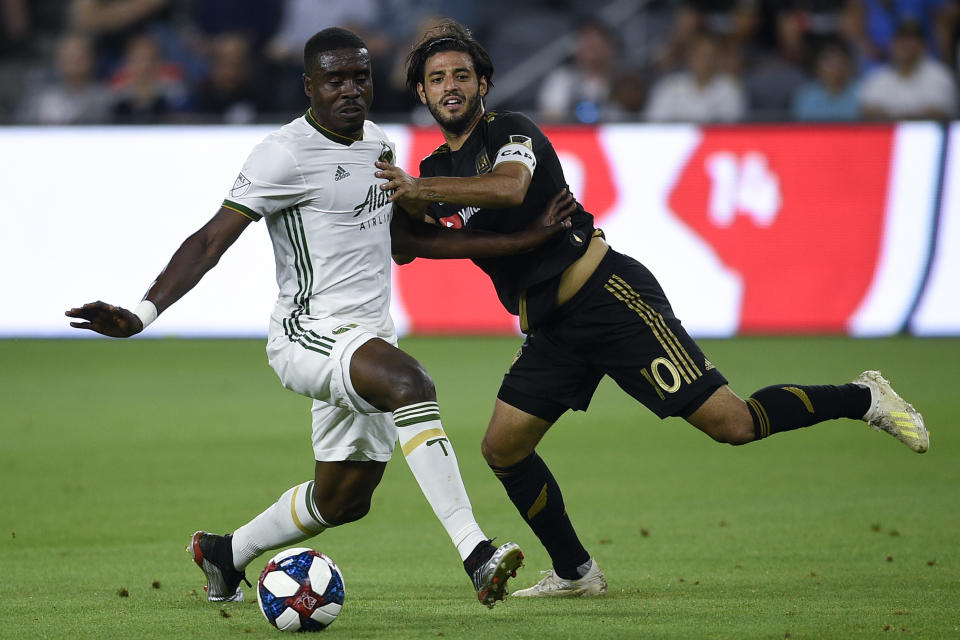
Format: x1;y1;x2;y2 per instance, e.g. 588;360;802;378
427;90;483;135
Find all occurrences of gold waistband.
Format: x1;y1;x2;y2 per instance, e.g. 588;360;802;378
518;230;609;333
556;232;609;307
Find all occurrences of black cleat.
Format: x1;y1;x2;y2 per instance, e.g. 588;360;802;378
187;531;250;602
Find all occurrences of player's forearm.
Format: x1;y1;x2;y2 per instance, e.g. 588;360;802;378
393;222;550;259
142;231;224;314
413;174;526;208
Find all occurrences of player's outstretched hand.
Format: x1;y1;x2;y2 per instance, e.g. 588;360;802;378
65;301;143;338
534;189;576;233
375;161;419;203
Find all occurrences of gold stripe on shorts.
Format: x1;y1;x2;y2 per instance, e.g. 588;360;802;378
604;275;702;383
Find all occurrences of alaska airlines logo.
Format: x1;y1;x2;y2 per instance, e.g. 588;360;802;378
353;184;393;216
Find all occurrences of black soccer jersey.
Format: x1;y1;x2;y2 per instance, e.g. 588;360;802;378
419;111;596;331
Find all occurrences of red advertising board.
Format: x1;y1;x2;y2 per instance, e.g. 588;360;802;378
393;122;940;336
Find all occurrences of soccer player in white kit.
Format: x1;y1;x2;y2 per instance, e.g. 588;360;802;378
66;27;575;608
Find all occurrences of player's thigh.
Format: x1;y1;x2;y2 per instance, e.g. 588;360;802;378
266;318;396;414
310;401;396;463
568;253;728;419
500;330;605;419
349;336;434;412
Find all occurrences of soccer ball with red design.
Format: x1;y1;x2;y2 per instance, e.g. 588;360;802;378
257;548;345;632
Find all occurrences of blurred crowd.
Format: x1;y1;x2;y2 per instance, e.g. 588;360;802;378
1;0;958;125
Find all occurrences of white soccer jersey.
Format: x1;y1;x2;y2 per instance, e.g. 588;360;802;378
223;110;397;338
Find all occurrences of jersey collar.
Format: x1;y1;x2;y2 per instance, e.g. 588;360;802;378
304;109;363;145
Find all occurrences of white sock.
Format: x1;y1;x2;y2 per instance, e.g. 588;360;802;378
394;402;488;561
231;480;330;571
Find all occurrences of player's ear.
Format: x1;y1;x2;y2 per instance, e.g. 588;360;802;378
479;76;488;98
303;73;312;98
416;82;427;105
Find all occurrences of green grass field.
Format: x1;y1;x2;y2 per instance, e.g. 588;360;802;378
1;336;957;639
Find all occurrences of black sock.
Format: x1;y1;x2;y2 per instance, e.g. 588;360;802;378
490;452;590;580
747;383;871;440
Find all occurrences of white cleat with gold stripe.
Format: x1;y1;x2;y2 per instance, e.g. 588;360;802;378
854;370;929;453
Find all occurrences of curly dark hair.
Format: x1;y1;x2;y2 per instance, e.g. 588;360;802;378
404;20;495;96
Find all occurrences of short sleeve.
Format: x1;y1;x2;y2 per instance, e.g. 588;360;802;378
222;140;306;221
488;113;544;175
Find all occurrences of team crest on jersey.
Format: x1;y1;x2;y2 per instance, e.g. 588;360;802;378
475;149;491;175
378;142;394;164
230;173;251;197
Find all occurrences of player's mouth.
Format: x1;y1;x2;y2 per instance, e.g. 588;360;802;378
440;94;464;112
338;102;365;118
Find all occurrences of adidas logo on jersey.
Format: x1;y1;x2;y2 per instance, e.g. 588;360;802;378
335;165;350;181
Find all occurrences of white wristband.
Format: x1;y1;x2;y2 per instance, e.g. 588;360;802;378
133;300;158;330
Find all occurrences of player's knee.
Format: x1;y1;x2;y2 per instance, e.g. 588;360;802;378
480;431;530;468
713;416;755;446
390;361;436;407
480;435;503;466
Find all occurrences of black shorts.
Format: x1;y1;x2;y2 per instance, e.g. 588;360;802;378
498;248;728;422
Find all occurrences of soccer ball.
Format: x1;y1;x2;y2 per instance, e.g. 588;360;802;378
257;547;345;632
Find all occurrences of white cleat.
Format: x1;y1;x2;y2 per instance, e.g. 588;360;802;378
512;559;607;598
854;370;929;453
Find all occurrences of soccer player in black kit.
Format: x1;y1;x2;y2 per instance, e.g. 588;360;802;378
377;20;929;598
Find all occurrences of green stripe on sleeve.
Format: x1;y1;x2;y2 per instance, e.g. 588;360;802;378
222;199;262;221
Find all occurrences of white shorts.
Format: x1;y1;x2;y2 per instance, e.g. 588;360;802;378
266;317;398;463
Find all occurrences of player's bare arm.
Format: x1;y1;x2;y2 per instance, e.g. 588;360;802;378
376;160;531;209
65;207;251;337
391;189;574;262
